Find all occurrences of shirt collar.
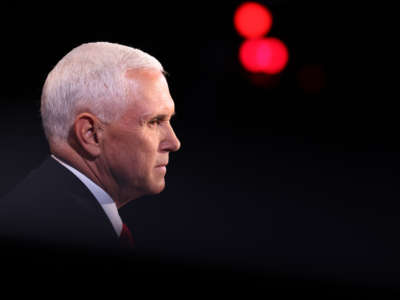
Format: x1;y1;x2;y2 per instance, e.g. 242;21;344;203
51;154;123;236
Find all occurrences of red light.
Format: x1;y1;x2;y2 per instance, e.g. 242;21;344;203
239;38;289;74
234;2;273;39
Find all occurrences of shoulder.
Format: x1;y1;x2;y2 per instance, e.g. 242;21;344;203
0;156;90;229
0;157;118;251
1;156;92;206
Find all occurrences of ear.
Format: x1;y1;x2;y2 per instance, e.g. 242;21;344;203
73;113;104;157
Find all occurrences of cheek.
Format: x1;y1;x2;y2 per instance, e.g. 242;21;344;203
104;136;138;171
104;129;160;178
115;138;156;175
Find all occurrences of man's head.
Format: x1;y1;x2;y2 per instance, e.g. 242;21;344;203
41;42;181;207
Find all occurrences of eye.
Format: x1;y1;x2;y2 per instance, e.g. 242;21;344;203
149;119;161;127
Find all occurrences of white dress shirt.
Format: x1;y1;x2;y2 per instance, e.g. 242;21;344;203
51;154;123;237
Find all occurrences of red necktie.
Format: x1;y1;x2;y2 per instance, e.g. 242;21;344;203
119;223;135;249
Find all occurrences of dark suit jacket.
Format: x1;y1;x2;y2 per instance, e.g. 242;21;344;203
0;157;123;254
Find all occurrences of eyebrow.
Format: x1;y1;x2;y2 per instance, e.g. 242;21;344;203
153;112;176;119
140;112;176;123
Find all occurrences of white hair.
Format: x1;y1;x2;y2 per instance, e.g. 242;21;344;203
40;41;164;143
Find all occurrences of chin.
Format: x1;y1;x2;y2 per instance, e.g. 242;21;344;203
155;182;166;194
147;180;166;195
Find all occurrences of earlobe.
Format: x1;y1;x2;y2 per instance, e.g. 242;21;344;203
73;113;102;157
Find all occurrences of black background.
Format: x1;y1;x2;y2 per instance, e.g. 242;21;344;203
1;0;399;294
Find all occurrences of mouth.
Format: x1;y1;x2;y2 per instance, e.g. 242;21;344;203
156;160;168;167
156;161;168;168
155;165;167;173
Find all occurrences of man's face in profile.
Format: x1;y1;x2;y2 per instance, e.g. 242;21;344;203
100;68;180;200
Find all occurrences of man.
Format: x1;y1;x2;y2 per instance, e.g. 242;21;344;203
0;42;181;253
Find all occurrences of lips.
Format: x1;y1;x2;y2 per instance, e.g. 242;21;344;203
156;160;168;168
155;164;167;174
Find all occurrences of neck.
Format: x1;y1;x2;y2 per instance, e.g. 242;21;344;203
50;143;138;209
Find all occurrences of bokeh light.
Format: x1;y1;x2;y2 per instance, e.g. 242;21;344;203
234;2;273;39
239;38;289;74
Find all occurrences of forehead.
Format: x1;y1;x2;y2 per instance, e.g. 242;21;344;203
123;68;175;119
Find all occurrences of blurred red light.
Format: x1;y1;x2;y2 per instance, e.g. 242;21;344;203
239;38;289;74
234;2;273;39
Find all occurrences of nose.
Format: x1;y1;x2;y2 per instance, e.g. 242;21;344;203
161;123;181;152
